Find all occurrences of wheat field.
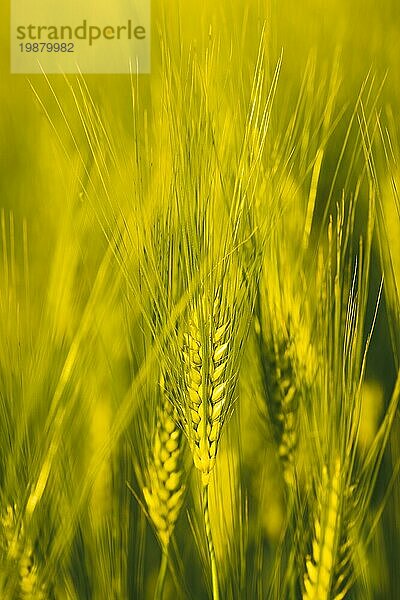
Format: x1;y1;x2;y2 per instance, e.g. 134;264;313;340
1;1;400;599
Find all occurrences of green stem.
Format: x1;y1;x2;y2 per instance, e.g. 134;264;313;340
154;549;168;600
202;484;219;600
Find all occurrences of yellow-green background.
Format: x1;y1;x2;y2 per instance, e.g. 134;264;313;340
1;1;399;598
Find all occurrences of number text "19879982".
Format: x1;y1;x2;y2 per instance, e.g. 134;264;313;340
19;42;75;52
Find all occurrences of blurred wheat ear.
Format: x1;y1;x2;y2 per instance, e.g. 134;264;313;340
302;460;342;600
143;374;185;551
142;374;186;599
1;504;47;600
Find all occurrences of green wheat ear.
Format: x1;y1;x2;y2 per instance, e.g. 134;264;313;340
143;374;185;551
1;505;47;599
256;307;315;486
265;333;299;481
303;459;343;600
180;291;236;600
183;294;230;487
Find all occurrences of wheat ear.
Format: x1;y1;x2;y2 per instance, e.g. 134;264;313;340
303;459;343;600
1;505;46;599
143;376;185;599
143;379;185;551
183;294;231;600
183;296;229;487
267;335;299;483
